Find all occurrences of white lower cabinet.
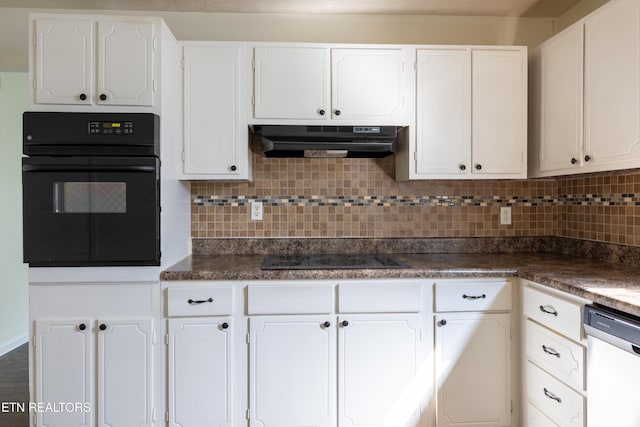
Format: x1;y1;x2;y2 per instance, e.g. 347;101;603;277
165;282;237;427
434;279;513;427
168;318;232;427
521;280;589;427
526;402;558;427
247;279;430;427
435;312;512;427
30;284;159;427
248;314;425;427
34;317;154;427
97;319;154;427
525;362;584;427
249;315;336;427
337;314;422;427
163;278;526;427
34;319;93;427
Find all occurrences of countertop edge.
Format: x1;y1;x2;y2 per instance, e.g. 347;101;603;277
160;254;640;317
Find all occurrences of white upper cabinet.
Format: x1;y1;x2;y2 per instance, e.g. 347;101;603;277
32;16;158;108
331;48;406;122
253;46;329;120
34;19;93;105
471;49;526;177
251;45;410;124
584;0;640;169
529;24;584;175
97;21;155;106
181;43;251;180
409;47;526;180
530;0;640;177
415;49;471;176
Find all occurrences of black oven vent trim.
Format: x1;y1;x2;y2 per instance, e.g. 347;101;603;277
24;144;157;156
23;112;160;157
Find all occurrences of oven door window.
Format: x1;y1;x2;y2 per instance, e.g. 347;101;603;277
54;182;127;213
22;156;160;266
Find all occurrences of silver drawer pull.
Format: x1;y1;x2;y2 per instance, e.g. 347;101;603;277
542;345;561;358
188;297;214;304
539;305;558;316
543;388;562;403
463;294;486;300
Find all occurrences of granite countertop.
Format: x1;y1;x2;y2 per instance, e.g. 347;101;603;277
161;252;640;317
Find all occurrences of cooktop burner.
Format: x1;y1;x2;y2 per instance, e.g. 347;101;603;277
261;253;409;270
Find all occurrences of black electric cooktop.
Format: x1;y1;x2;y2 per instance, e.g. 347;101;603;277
261;253;409;270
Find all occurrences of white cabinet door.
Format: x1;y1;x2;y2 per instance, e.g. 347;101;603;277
527;403;559;427
411;47;526;180
338;314;422;427
34;19;93;104
168;318;232;427
249;316;336;427
331;48;406;122
182;44;249;178
584;0;640;169
415;49;471;176
471;50;526;177
97;21;155;106
537;24;584;173
34;319;93;427
253;46;329;120
97;318;154;427
435;313;511;427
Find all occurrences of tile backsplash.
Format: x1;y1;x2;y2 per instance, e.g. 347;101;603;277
192;154;557;239
192;153;640;247
557;170;640;246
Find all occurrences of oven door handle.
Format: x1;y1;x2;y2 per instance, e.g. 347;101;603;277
23;165;156;173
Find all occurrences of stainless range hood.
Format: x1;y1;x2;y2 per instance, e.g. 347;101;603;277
258;125;400;158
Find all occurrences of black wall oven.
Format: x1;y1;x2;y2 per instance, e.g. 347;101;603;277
22;112;161;267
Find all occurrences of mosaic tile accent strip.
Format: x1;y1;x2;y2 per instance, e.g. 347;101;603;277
193;194;560;208
193;193;640;208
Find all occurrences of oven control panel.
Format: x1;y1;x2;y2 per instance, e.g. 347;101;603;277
89;121;134;135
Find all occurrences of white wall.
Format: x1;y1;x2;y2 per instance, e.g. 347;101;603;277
0;6;556;70
0;72;28;356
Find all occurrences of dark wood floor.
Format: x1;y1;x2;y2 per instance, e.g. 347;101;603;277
0;344;29;427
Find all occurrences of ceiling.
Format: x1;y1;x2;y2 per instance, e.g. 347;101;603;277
0;0;583;17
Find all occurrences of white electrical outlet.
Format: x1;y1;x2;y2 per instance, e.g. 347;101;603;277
251;201;263;221
500;206;512;225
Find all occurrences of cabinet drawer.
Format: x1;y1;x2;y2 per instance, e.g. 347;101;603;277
526;319;586;391
435;279;511;312
248;283;334;315
523;286;583;342
526;362;585;427
338;281;422;313
527;402;559;427
167;286;233;317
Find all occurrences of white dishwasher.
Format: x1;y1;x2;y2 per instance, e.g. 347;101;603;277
584;304;640;427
